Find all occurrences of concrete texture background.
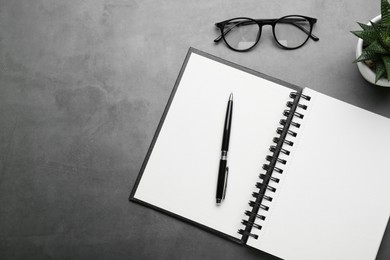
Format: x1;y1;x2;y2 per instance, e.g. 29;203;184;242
0;0;389;259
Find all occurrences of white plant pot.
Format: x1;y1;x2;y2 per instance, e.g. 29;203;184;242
356;14;390;87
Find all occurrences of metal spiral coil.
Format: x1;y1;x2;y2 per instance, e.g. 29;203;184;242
238;91;311;243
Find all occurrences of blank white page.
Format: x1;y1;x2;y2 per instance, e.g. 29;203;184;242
247;88;390;260
134;52;292;239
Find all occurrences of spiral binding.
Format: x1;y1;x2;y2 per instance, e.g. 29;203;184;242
238;90;311;243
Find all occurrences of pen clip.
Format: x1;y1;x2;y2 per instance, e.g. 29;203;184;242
222;166;229;200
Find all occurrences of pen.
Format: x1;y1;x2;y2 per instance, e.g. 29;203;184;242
216;93;233;205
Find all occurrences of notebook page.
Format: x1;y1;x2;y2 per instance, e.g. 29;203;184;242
247;88;390;260
134;52;292;239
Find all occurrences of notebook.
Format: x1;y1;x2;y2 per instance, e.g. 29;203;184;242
130;48;390;260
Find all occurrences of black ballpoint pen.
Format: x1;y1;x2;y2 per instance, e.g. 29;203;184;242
216;93;233;205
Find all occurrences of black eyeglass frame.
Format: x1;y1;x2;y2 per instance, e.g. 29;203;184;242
214;15;319;52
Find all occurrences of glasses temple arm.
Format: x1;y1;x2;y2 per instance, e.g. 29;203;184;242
214;26;232;42
288;22;319;41
214;34;223;43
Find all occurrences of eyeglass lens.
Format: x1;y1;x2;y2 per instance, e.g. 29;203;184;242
274;16;311;48
222;19;260;51
222;16;311;51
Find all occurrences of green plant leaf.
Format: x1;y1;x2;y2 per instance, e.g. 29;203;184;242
357;22;372;30
351;29;378;45
375;61;386;83
382;55;390;80
381;0;390;25
365;40;390;54
354;51;381;63
371;22;390;49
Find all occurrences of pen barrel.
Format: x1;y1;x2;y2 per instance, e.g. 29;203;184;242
222;100;233;151
216;159;227;201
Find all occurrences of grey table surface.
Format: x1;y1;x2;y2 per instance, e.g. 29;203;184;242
1;0;390;259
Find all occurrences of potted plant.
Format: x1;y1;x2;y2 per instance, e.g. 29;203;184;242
352;0;390;87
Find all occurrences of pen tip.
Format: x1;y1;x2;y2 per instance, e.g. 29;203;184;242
229;93;233;100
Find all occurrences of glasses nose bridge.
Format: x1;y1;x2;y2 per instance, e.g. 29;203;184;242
256;19;276;33
257;19;276;29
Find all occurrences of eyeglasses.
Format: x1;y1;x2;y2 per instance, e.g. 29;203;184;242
214;15;319;52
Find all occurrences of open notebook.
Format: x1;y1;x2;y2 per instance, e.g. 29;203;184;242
130;48;390;260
